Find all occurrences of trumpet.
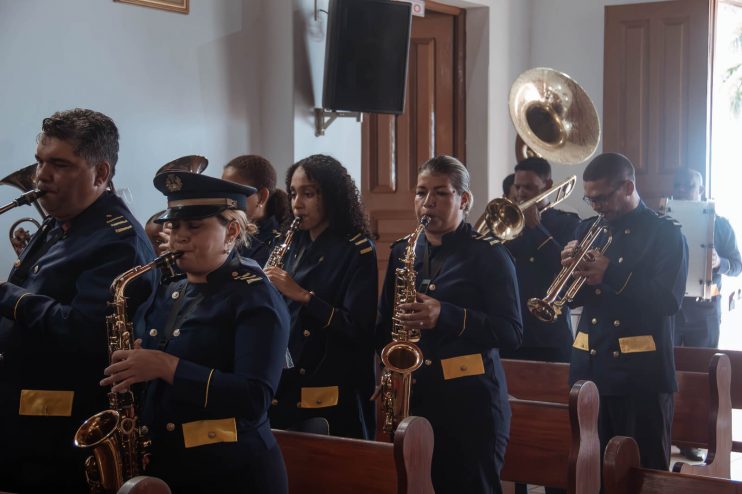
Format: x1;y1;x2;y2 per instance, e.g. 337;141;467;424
527;216;612;323
474;175;576;240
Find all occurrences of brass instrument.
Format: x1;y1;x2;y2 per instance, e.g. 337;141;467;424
74;251;183;494
154;155;208;176
264;216;302;269
475;175;577;240
0;164;47;254
509;67;600;165
527;216;612;323
379;215;430;436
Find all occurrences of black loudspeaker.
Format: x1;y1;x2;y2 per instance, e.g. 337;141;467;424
322;0;413;114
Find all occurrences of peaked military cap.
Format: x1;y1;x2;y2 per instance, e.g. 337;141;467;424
153;171;256;222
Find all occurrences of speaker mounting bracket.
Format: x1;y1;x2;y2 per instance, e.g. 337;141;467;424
314;108;362;137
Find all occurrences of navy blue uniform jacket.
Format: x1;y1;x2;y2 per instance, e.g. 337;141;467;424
505;208;580;352
376;222;522;493
137;251;290;480
239;215;280;267
569;203;688;395
269;228;378;439
0;192;155;482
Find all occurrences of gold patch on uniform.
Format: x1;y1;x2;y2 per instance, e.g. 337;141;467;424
573;332;589;351
182;418;237;448
300;386;339;408
441;354;485;380
359;246;373;255
19;389;74;417
618;335;656;353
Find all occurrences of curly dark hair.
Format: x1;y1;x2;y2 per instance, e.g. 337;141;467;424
38;108;119;183
224;155;291;227
286;154;370;237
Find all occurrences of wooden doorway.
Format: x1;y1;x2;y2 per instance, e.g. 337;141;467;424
603;0;714;208
361;3;466;283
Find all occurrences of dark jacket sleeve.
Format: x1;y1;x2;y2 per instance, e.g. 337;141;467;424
0;238;151;352
170;289;290;420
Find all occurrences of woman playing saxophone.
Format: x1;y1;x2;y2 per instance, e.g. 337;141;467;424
100;172;291;494
375;155;523;494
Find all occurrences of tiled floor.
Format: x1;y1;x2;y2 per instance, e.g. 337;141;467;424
518;410;742;493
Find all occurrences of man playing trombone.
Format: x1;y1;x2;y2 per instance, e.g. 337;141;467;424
502;157;580;363
561;153;687;471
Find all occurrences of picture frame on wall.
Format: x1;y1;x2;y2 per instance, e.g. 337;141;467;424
114;0;189;14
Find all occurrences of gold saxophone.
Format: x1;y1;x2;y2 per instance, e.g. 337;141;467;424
264;216;302;269
379;215;430;436
74;250;183;494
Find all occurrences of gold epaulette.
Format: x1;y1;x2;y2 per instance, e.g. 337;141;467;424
349;232;374;255
105;214;133;235
657;212;682;229
231;271;263;285
392;232;413;246
472;232;501;246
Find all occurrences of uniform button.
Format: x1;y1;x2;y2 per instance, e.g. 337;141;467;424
296;402;302;408
595;288;602;295
13;259;20;268
271;399;278;406
591;318;598;325
172;328;181;337
303;330;310;337
166;423;175;432
171;291;180;300
624;228;631;235
589;349;597;356
149;328;158;337
315;399;322;405
299;368;306;375
33;265;39;274
459;365;468;371
613;351;620;358
208;431;216;439
424;359;432;366
618;257;624;264
140;425;149;435
613;320;621;327
231;271;239;277
429;283;437;291
412;378;417;384
529;257;535;263
0;353;4;361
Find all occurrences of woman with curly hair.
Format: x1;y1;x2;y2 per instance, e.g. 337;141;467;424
265;154;378;439
222;155;292;265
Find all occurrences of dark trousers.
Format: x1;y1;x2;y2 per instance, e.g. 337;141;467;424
599;393;674;471
500;345;571;363
674;298;721;348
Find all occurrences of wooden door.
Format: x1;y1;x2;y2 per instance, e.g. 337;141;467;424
603;0;713;208
361;3;465;284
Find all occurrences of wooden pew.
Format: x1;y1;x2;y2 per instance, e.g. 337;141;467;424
675;346;742;452
501;380;601;494
502;354;732;477
604;436;742;494
274;415;434;494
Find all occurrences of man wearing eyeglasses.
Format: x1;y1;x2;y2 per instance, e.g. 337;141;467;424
562;152;688;471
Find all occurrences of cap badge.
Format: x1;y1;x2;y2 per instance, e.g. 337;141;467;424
165;174;183;192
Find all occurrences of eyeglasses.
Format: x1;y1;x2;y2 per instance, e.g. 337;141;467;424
582;182;625;207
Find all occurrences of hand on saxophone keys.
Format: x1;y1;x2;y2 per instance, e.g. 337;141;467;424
100;338;180;393
396;293;441;330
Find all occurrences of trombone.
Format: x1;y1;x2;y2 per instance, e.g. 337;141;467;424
527;216;612;323
474;175;576;240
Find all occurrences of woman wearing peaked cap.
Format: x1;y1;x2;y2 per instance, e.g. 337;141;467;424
101;171;291;494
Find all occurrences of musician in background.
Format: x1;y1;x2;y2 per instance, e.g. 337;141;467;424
501;157;580;363
502;172;517;201
103;172;290;493
145;209;167;253
0;109;156;492
563;153;687;471
222;154;292;266
672;168;741;349
265;154;378;439
376;155;522;493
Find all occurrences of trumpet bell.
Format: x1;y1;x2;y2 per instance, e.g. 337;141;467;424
527;298;560;323
483;199;524;240
510;67;600;165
